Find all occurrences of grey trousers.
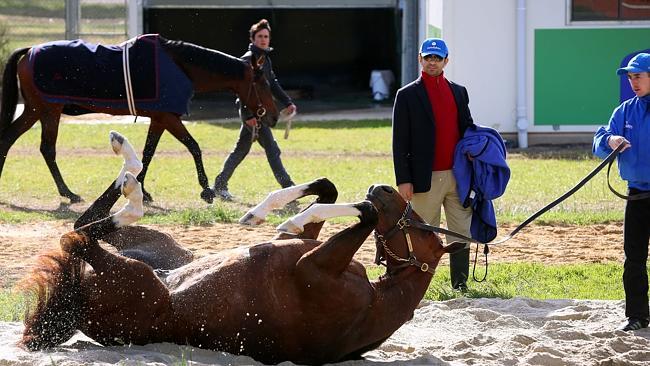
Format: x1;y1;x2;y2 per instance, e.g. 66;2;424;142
213;123;294;190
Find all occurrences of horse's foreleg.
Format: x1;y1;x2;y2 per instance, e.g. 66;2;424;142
39;107;82;203
139;121;164;202
295;201;377;278
240;177;338;227
163;116;214;203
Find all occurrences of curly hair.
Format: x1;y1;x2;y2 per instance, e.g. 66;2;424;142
249;18;271;39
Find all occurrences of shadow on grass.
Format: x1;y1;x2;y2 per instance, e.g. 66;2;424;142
2;202;81;221
509;144;595;160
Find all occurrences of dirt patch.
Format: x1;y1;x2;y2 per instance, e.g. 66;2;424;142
0;220;623;288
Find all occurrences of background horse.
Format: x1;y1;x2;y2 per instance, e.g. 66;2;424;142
18;131;463;365
0;34;278;204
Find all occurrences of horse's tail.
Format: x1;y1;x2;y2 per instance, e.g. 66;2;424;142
17;248;87;350
0;47;30;132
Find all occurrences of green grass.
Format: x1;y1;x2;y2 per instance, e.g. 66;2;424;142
0;120;626;225
368;262;628;301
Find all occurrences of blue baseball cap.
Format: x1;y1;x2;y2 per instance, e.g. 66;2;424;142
420;38;448;58
616;53;650;75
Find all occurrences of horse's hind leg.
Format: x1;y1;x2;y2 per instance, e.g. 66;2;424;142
0;105;40;183
137;120;164;203
75;131;142;229
61;171;172;345
39;105;83;203
161;114;214;203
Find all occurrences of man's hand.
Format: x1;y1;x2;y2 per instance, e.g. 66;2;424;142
398;183;413;201
285;103;297;115
245;117;258;128
608;135;631;152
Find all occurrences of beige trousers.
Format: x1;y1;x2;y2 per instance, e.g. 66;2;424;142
410;170;472;247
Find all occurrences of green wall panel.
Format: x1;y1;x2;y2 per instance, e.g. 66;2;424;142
535;28;650;126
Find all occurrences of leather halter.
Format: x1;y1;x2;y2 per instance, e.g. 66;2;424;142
245;68;267;120
373;201;438;275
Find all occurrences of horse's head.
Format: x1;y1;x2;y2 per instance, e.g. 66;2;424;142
240;54;279;126
366;184;465;275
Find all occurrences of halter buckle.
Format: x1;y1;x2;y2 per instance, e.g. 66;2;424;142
256;107;267;118
420;263;429;272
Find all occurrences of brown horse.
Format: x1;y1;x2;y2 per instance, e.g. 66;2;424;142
18;132;463;365
0;35;278;204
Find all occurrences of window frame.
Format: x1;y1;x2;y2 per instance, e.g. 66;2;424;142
566;0;650;26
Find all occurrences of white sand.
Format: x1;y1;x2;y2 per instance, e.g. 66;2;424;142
2;298;650;365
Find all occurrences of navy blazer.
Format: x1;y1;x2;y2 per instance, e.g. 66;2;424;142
392;76;474;193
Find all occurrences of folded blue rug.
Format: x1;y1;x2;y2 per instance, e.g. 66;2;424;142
29;34;193;116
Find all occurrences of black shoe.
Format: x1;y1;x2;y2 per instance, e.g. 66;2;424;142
620;318;649;331
453;283;468;293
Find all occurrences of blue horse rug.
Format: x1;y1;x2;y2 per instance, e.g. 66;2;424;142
28;34;193;116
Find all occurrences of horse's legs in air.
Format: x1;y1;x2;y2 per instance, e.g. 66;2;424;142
162;113;214;204
38;105;83;203
61;173;172;345
294;200;377;281
239;178;338;240
75;131;142;229
138;119;165;202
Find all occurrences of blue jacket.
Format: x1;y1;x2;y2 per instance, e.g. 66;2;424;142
593;94;650;191
453;125;510;242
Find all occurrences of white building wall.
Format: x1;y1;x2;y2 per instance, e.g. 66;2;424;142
437;0;518;132
428;0;605;135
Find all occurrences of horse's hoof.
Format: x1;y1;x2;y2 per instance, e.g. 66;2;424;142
67;193;83;204
200;187;215;204
142;190;153;203
239;212;265;226
109;130;125;154
277;219;303;234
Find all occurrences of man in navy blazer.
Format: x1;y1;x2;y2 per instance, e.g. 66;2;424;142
392;38;475;291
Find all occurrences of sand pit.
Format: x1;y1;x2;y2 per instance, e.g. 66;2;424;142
2;298;649;365
0;218;641;365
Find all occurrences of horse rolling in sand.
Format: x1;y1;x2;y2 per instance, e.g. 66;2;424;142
19;131;464;365
0;34;279;204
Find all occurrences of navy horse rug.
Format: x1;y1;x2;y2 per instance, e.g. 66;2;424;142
28;34;192;115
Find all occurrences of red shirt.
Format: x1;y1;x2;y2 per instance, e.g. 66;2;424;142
421;71;459;171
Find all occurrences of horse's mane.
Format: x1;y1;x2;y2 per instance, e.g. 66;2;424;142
18;249;87;350
158;36;246;79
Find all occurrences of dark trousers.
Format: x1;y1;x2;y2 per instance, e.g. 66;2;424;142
623;188;650;320
214;124;293;190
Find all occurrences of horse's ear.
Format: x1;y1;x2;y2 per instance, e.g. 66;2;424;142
443;241;466;255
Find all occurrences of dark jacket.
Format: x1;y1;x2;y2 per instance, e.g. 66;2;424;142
453;125;510;242
240;43;293;122
392;76;475;193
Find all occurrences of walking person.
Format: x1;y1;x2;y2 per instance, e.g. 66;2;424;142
392;38;475;291
593;52;650;331
213;19;296;200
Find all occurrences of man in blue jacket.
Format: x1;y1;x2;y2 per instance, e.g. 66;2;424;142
593;52;650;331
392;38;474;291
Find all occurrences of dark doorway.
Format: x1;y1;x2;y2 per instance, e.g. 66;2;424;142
145;7;400;104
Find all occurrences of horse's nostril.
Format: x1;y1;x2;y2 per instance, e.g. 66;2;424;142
382;186;393;193
368;185;376;193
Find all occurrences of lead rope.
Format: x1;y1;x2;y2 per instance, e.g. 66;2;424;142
470;142;627;282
